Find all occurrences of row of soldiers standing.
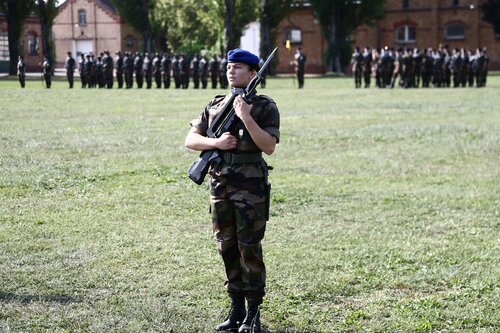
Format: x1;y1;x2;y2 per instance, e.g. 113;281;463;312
351;45;489;89
66;50;245;90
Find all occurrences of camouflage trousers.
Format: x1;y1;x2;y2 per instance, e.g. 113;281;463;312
210;172;267;303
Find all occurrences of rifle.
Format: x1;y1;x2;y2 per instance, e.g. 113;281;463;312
187;47;278;185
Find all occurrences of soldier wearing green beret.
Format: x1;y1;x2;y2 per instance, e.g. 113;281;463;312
185;48;280;333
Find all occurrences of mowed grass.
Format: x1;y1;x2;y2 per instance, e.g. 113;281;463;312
0;75;498;333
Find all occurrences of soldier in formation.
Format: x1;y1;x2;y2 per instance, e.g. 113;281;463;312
293;47;306;89
102;50;114;88
209;54;219;89
115;51;124;88
351;47;363;88
161;53;171;89
17;55;26;88
364;44;489;89
42;55;52;89
153;53;162;88
199;55;209;89
64;51;76;88
191;54;200;89
143;52;153;89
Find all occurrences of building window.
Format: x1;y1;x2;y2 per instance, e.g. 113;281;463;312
0;33;9;61
125;35;134;49
452;0;459;6
445;23;465;40
402;0;409;9
27;33;38;55
78;9;87;26
285;28;302;44
395;26;416;43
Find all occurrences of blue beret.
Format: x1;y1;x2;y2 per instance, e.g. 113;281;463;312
227;48;259;65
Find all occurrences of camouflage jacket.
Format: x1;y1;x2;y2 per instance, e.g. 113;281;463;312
190;91;280;178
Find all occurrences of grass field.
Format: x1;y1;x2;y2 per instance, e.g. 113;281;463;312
0;75;499;333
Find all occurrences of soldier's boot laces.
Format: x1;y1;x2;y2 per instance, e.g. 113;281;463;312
238;302;260;333
215;296;246;332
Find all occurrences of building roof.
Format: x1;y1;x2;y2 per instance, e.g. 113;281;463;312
57;0;120;20
97;0;117;15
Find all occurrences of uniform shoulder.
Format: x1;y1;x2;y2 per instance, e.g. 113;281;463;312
257;95;275;103
208;95;227;107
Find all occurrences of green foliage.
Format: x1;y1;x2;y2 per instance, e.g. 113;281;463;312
113;0;155;52
481;0;500;35
310;0;386;72
0;76;499;332
0;0;35;74
156;0;222;54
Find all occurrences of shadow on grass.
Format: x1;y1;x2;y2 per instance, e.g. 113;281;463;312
0;291;82;304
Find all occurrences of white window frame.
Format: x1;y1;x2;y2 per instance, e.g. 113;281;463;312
395;26;416;44
286;29;302;44
78;9;87;26
27;33;38;55
0;33;9;61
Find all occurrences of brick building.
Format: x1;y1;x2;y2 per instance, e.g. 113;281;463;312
354;0;499;69
53;0;140;67
274;4;327;74
0;13;43;72
274;0;499;73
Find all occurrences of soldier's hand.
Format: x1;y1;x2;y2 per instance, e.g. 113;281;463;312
216;132;237;150
234;96;252;122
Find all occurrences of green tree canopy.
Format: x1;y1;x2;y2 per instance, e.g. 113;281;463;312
309;0;386;73
113;0;156;53
481;0;500;35
0;0;35;74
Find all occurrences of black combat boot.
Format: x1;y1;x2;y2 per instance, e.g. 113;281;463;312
215;294;246;332
238;301;260;333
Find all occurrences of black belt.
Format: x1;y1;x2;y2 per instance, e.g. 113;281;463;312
221;152;262;165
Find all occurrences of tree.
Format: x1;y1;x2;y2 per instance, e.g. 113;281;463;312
481;0;500;36
154;0;258;56
224;0;234;52
309;0;386;73
0;0;34;75
260;0;294;74
113;0;155;53
155;0;222;55
35;0;59;69
222;0;259;53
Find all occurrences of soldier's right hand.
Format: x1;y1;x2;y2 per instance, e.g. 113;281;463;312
216;132;237;150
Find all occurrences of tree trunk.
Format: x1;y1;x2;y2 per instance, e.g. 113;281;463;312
6;0;20;75
224;0;234;53
140;0;153;53
38;2;50;57
260;0;271;73
327;12;336;73
334;8;343;73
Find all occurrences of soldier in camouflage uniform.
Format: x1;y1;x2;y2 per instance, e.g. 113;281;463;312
185;48;280;333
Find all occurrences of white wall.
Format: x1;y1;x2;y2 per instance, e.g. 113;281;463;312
240;21;260;58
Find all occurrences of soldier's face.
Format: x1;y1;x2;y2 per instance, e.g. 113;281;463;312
227;62;256;88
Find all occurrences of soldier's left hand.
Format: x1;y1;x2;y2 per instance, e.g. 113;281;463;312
233;96;252;122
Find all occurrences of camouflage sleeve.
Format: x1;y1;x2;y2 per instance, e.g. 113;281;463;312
189;107;209;133
258;98;280;144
